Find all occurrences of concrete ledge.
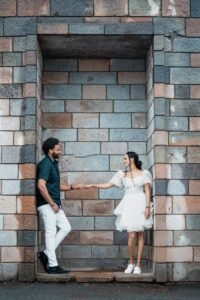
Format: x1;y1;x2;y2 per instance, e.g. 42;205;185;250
37;270;155;283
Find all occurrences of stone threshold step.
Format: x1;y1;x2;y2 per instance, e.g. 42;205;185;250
37;271;156;283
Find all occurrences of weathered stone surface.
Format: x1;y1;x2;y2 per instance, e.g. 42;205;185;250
2;180;35;195
73;113;98;128
51;0;93;16
83;85;106;99
0;84;22;98
110;129;147;141
155;247;193;263
17;231;37;246
0;0;16;16
2;145;35;163
94;0;128;16
0;37;12;52
114;100;146;112
186;18;200;37
92;245;119;258
173;263;200;281
169;132;200;146
172;164;200;179
191;0;200;17
0;164;18;179
129;0;161;16
155;179;188;195
62;245;91;258
100;187;124;199
43;113;72;128
83;200;114;216
80;231;113;245
43;129;77;141
3;53;22;66
0;263;18;280
42;100;65;112
175;85;190;99
95;216;116;230
173;196;200;214
67;217;94;230
65;142;100;156
154;195;172;215
66;100;112;113
110;59;145;71
100;113;131;128
165;53;190;66
131;85;145;99
70;72;117;84
78;129;108;141
0;117;20;130
173;37;200;53
190;117;200;131
107;85;130;100
162;0;190;17
105;23;153;35
44;84;81;99
154;17;185;34
102;142;127;154
171;68;200;84
18;0;50;16
186;216;200;230
69;24;104;34
0;231;17;246
0;196;16;214
44;59;77;71
174;231;200;246
4;17;37;36
60;155;109;171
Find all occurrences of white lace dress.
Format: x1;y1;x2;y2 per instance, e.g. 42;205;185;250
110;170;153;232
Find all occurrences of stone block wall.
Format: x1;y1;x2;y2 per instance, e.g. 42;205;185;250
39;57;151;270
0;0;199;282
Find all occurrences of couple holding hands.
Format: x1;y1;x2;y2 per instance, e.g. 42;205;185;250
37;138;153;275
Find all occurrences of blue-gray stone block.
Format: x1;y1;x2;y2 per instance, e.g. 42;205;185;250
110;129;147;142
26;98;36;115
100;113;131;128
0;18;3;36
4;17;37;36
171;68;200;84
10;99;24;116
100;187;124;200
186;216;200;230
165;53;190;67
170;100;200;116
131;85;145;100
69;24;104;34
64;142;100;156
114;231;128;245
95;217;116;230
172;164;200;179
154;35;164;50
17;231;37;246
62;246;91;258
42;100;65;113
92;246;119;259
173;38;200;53
2;145;35;163
0;84;22;98
69;72;117;84
43;129;77;141
107;85;130;100
60;155;109;171
154;66;170;83
13;37;26;52
155;116;188;131
3;53;22;66
38;17;83;23
154;51;164;65
0;232;17;246
67;217;94;230
2;180;35;195
26;35;38;51
175;85;190;99
174;231;200;246
128;142;146;155
155;179;188;195
24;116;36;130
110;59;145;71
173;263;200;281
26;66;37;83
154;98;167;116
191;0;200;17
51;0;93;16
105;23;153;35
44;59;77;71
114;100;146;113
153;17;185;35
13;67;26;83
44;85;81;99
0;164;18;179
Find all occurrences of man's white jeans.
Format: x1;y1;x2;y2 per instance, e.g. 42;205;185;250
37;204;71;267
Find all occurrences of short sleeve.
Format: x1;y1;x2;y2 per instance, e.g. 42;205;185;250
143;170;152;186
37;159;51;181
109;170;124;188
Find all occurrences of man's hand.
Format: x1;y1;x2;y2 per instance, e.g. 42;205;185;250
51;203;60;213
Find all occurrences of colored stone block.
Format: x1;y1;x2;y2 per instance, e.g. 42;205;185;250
51;0;93;16
94;0;128;16
4;17;37;36
129;0;161;16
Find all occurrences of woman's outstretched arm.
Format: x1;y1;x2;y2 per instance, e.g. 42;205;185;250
72;182;114;189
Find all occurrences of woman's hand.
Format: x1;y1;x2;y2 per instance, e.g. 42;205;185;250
145;207;150;219
72;184;90;189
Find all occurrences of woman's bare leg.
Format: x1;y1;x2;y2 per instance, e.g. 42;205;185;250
136;231;144;267
128;231;137;264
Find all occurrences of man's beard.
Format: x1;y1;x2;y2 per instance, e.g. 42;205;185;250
52;153;59;160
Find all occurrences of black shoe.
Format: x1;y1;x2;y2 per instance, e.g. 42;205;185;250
37;251;49;273
48;266;70;274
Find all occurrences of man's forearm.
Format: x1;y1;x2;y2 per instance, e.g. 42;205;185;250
60;184;72;191
38;185;55;207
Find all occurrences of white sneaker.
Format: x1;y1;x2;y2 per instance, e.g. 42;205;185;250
124;264;135;274
133;266;141;274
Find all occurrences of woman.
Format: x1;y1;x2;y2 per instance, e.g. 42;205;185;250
84;151;153;274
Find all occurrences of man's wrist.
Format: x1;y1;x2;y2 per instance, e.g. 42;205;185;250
50;202;56;207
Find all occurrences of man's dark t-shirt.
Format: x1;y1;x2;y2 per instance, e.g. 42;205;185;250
36;155;61;207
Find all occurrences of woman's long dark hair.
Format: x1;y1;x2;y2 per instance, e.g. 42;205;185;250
126;151;142;170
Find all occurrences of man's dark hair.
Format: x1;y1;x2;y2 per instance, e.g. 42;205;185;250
42;137;59;155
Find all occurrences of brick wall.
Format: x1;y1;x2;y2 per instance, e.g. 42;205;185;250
0;0;199;282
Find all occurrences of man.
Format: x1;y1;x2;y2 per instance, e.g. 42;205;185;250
37;137;76;274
